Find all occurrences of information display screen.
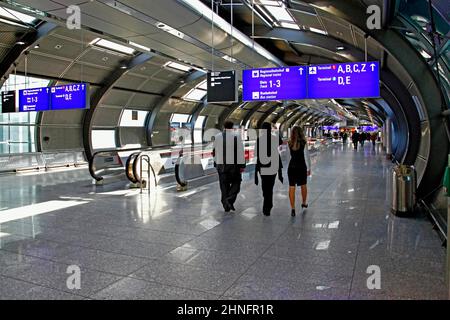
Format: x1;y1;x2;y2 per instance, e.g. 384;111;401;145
1;90;17;113
307;61;380;99
242;66;307;101
50;83;89;110
19;87;50;112
207;70;237;103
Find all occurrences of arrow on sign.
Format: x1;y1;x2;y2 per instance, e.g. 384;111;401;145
370;63;376;71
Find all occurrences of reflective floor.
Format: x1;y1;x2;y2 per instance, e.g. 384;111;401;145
0;143;447;300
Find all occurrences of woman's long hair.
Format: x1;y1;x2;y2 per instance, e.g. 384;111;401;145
289;126;306;151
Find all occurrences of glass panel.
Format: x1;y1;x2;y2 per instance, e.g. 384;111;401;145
119;109;148;127
92;130;117;150
0;75;49;154
171;113;190;123
193;116;205;144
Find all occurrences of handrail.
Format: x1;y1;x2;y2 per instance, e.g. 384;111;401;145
89;146;152;182
133;152;158;187
174;140;257;188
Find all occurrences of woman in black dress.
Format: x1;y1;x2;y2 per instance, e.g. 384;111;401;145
288;126;311;217
254;122;283;216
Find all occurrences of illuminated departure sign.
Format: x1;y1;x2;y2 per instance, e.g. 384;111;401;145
307;61;380;99
242;66;307;101
1;83;89;113
50;83;89;110
242;61;380;101
19;87;50;112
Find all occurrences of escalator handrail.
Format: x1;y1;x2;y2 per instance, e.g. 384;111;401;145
132;152;158;187
174;151;187;187
89;146;153;181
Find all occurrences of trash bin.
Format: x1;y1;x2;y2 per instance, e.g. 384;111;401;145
391;165;416;215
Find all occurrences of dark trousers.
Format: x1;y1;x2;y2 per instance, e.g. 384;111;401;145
261;174;276;214
218;173;241;209
353;141;358;150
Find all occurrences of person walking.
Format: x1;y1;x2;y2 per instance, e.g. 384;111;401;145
352;130;360;150
213;121;246;212
370;132;377;148
359;131;366;147
287;126;311;217
254;122;283;216
342;132;348;145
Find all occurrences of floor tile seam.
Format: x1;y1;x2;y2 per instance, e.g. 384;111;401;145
0;273;92;299
214;213;300;297
348;154;386;298
0;247;151;280
0;235;177;263
98;274;224;299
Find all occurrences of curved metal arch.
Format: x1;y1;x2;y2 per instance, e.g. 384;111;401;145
146;70;206;146
83;53;155;160
241;102;266;127
0;21;58;88
217;93;244;126
297;0;448;196
280;107;308;132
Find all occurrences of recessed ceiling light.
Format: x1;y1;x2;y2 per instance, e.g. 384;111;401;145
310;27;328;35
54;44;62;50
102;56;109;62
164;61;192;72
90;38;135;55
128;41;150;52
120;65;127;69
15;41;26;45
34;44;40;49
336;45;345;51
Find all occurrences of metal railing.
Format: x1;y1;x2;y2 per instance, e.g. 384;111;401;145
89;146;152;182
0;150;86;173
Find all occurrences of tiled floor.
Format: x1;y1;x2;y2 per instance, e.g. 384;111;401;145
0;142;447;300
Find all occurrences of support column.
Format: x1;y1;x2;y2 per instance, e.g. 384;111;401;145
447;154;450;298
385;118;393;160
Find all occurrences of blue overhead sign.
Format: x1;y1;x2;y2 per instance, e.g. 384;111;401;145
307;61;380;99
19;87;50;112
242;66;307;101
50;83;89;110
1;83;89;113
242;61;380;102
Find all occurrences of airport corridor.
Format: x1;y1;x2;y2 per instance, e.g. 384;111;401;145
0;143;447;300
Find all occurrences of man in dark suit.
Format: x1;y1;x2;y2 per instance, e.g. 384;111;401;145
352;130;360;150
213;121;246;212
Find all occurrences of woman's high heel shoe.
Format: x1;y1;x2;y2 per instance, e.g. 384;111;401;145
291;209;296;217
301;204;308;209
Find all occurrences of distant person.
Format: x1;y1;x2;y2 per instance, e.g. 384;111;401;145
352;131;360;150
213;121;246;212
287;126;311;217
342;132;348;144
254;122;283;216
359;131;366;147
370;132;377;148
